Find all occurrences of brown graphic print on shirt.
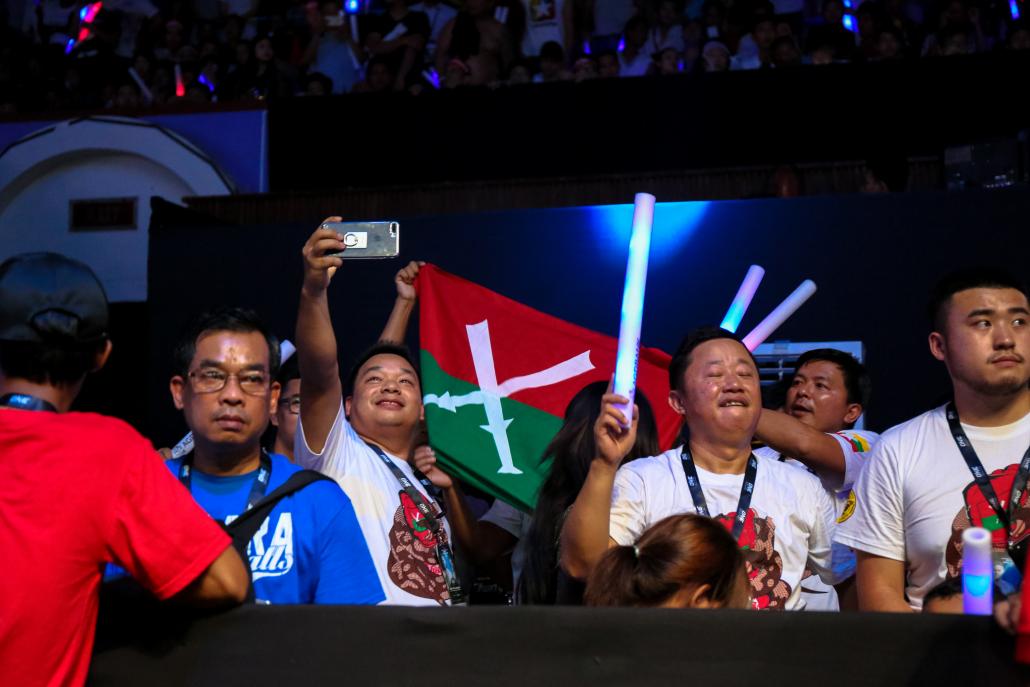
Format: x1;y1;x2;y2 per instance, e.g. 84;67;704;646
386;491;450;604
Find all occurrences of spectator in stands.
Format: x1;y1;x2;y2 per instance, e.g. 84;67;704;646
836;269;1030;611
649;46;682;74
520;0;575;58
804;0;855;59
353;55;396;92
619;15;652;76
1008;21;1030;50
875;27;906;60
591;0;638;53
921;0;983;55
584;514;751;609
572;55;599;81
168;307;384;605
535;40;571;81
302;0;360;94
770;35;802;67
562;326;841;611
753;348;877;610
366;0;430;90
856;2;883;60
247;34;297;99
733;15;776;69
700;40;731;71
271;356;301;460
809;44;836;64
0;253;249;687
507;58;533;83
412;0;458;59
304;70;334;95
435;0;512;85
597;49;621;77
295;221;467;606
645;0;687;55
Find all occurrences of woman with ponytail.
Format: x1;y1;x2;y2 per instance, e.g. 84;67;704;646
584;514;750;609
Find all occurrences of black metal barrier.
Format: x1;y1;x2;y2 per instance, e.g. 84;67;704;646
90;604;1024;686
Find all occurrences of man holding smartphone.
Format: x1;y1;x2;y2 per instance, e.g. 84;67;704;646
294;219;466;605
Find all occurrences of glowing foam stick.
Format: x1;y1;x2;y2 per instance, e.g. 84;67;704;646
741;279;817;351
128;67;154;103
613;193;656;426
962;527;993;615
174;63;185;97
720;264;765;333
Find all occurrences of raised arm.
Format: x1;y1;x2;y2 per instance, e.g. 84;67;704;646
560;392;637;580
379;260;425;344
755;409;847;488
296;220;346;454
412;446;518;566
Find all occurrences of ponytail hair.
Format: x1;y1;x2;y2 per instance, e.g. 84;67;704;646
584;514;747;608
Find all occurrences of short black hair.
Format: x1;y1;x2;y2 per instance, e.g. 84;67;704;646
345;341;421;396
540;40;564;62
922;576;1005;611
276;354;300;385
172;307;280;378
0;339;106;386
927;268;1028;333
795;348;871;411
668;326;758;392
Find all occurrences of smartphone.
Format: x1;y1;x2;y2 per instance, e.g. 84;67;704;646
322;221;400;259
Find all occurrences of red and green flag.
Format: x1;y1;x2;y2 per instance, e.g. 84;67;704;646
417;264;681;512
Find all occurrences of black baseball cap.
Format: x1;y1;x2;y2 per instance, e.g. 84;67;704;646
0;252;109;344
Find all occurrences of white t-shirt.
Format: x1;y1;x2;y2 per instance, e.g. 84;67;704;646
296;403;454;606
755;428;880;611
521;0;565;57
618;51;651;77
836;405;1030;610
644;25;685;56
480;499;532;593
609;446;839;610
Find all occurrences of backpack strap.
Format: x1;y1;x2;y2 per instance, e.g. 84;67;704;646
225;469;334;547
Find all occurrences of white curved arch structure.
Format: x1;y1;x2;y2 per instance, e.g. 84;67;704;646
0;116;235;302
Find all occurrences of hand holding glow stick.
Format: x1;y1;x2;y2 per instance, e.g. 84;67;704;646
613;193;655;426
962;527;993;615
742;279;817;351
720;264;765;333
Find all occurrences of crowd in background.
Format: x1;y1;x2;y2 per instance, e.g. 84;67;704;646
0;0;1028;114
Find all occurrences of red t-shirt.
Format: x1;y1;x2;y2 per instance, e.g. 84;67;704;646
0;408;231;687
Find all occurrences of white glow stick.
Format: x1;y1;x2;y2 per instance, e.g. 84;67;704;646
962;527;993;615
720;264;765;333
127;67;154;104
613;193;656;426
742;279;817;351
281;339;296;362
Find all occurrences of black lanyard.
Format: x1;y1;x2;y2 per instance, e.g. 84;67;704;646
178;450;273;513
946;402;1030;534
681;448;758;542
0;393;57;413
366;442;465;604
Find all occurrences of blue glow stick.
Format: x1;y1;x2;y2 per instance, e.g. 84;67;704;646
742;279;817;351
613;193;655;427
962;527;993;615
1011;0;1021;20
720;264;765;333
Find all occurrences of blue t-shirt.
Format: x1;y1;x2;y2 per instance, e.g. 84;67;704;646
165;453;384;605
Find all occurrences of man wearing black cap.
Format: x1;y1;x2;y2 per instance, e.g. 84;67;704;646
0;252;249;687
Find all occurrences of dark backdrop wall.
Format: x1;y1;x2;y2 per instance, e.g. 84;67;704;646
268;52;1030;191
146;188;1029;446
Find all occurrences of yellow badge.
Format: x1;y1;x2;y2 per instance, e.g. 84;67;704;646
838;490;856;523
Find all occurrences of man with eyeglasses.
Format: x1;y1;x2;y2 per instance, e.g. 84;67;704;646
166;307;384;605
271;355;302;461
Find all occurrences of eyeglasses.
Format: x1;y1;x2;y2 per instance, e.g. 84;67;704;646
187;368;270;396
281;395;301;414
